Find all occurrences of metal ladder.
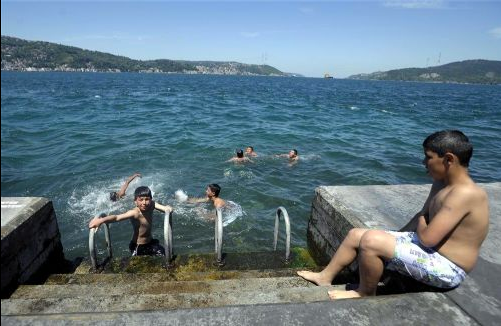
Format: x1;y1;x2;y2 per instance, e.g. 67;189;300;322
89;206;290;269
88;213;112;270
273;206;291;262
215;208;224;266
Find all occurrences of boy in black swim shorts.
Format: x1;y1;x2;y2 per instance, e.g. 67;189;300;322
90;186;172;257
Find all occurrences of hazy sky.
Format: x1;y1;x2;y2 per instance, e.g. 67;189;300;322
2;0;500;77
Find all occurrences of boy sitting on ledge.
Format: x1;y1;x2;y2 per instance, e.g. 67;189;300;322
298;130;489;299
89;186;172;256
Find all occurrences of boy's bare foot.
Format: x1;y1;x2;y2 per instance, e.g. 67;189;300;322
296;271;332;286
328;289;362;300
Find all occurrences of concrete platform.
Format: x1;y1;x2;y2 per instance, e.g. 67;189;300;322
1;184;500;325
1;293;478;325
1;197;65;297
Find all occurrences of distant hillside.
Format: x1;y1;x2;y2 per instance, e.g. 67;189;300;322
347;60;501;84
1;35;285;76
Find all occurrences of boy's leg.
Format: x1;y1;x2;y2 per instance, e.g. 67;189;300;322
328;230;396;299
298;228;369;286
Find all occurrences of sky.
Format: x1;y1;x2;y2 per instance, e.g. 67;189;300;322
1;0;500;78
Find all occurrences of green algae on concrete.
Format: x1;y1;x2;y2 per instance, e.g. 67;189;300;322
288;247;317;268
104;256;167;273
73;249;318;276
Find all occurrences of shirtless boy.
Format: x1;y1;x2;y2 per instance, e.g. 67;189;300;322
227;149;252;163
89;186;173;256
276;149;299;162
297;130;489;299
245;146;258;157
188;184;226;209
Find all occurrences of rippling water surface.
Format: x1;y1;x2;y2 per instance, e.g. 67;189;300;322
2;72;500;259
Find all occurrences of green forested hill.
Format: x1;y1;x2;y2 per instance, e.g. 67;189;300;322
1;35;285;76
348;60;501;84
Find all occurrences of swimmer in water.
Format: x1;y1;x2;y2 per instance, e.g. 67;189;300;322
276;149;299;162
187;184;226;209
227;149;252;163
245;146;258;157
109;173;141;202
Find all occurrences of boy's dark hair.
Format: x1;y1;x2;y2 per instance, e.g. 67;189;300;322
423;130;473;167
247;146;254;151
236;149;244;158
110;192;119;202
134;186;152;199
292;149;298;155
208;184;221;197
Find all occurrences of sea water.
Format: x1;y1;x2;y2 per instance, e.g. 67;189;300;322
1;72;500;259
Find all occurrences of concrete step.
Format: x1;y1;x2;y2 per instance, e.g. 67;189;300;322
46;266;328;284
77;249;318;274
1;292;479;325
2;284;344;315
11;276;316;299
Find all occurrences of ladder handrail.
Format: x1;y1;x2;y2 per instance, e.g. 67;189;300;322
215;208;223;265
88;213;112;270
274;206;291;262
164;210;173;265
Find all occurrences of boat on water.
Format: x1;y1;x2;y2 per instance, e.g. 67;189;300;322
324;73;334;79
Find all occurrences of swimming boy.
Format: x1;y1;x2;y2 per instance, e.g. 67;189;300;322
245;146;258;157
297;130;489;299
110;173;141;201
276;149;299;162
89;186;173;256
187;184;226;209
227;149;252;163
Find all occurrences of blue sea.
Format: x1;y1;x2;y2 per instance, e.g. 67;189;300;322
2;72;500;260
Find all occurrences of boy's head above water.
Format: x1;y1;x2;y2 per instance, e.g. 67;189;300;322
206;183;221;198
134;186;153;211
134;186;152;200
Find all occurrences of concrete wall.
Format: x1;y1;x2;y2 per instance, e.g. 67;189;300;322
307;187;367;265
1;197;64;297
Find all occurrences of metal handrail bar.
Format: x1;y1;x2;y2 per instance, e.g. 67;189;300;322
164;210;173;265
273;206;291;262
215;208;223;264
88;213;112;270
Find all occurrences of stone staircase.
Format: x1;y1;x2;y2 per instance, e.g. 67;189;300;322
1;249;353;317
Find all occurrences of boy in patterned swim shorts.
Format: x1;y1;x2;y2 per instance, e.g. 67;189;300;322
89;186;172;256
297;130;489;299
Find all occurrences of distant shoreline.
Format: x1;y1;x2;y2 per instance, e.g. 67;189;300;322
4;70;500;85
0;68;287;77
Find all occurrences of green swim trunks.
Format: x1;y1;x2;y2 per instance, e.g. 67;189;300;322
385;231;467;288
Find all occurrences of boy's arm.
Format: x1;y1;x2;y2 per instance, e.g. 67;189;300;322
399;181;443;232
88;209;137;229
117;173;141;197
154;202;173;213
187;197;209;204
399;213;423;232
416;187;472;247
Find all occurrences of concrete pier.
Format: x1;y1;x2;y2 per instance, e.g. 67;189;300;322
1;183;500;325
1;197;65;297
